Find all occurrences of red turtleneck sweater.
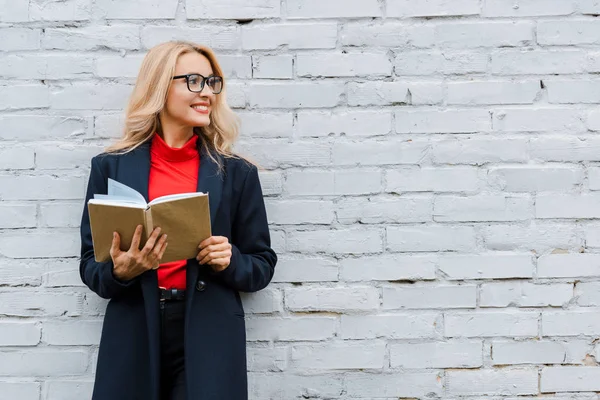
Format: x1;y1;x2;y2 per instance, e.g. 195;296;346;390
149;133;199;290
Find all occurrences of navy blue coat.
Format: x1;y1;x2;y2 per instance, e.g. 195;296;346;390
79;139;277;400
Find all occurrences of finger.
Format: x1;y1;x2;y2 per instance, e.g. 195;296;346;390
141;227;161;255
199;250;231;265
208;257;230;268
198;236;227;249
129;225;143;251
110;232;121;258
158;241;168;261
196;243;230;260
152;234;167;257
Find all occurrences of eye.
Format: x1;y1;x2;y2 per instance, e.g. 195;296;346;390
188;75;200;85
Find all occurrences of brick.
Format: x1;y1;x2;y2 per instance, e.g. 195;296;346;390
432;136;528;165
448;81;540;105
257;171;283;195
434;195;531;222
242;23;337;50
235;141;330;169
340;254;437;282
342;313;439;340
388;0;479;17
44;259;85;288
286;0;381;18
337;197;432;224
344;372;442;398
483;224;580;252
285;287;379;311
50;83;132;110
539;20;600;45
248;82;344;108
438;253;534;280
0;259;46;286
391;341;483;368
395;109;491;134
141;26;239;50
542;367;600;392
291;342;385;370
0;175;85;200
585;226;600;248
547;79;600;104
341;22;434;48
384;285;477;309
493;108;584;132
579;0;600;14
445;312;539;337
265;200;334;225
0;230;80;258
576;282;600;306
252;55;292;79
82;293;108;316
96;0;177;19
590;167;600;190
30;0;91;21
94;114;123;139
538;254;600;278
296;110;392;137
288;228;382;254
537;194;600;219
542;311;600;336
386;167;479;193
447;369;538;395
0;146;34;169
348;82;443;106
43;26;140;50
436;22;534;48
297;52;391;77
493;340;580;365
0;28;41;51
0;85;49;110
332;140;431;166
187;0;279;19
0;0;29;21
487;166;583;192
531;137;600;162
0;115;90;141
36;144;103;169
492;50;588;74
271;257;338;283
247;346;287;372
387;225;477;252
0;350;88;376
240;288;282;314
224;81;246;108
246;317;337;341
238;112;292;139
0;322;41;346
483;0;576;16
95;54;144;78
46;381;94;400
42;320;102;345
0;204;36;229
481;282;573;307
248;373;343;399
285;169;382;195
0;382;40;399
395;50;488;75
0;291;81;317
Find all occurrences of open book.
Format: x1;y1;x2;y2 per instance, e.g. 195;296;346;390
88;179;211;264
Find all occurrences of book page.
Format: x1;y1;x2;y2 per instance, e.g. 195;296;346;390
107;178;147;205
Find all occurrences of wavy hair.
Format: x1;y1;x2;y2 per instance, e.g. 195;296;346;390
105;41;241;167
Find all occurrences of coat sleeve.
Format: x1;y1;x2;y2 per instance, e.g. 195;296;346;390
79;156;139;299
214;164;277;293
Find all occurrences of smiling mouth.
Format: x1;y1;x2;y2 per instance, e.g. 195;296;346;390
191;105;209;112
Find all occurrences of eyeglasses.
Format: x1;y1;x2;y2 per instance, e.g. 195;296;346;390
172;74;223;94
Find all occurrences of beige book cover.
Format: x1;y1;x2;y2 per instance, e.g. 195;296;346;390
88;179;211;264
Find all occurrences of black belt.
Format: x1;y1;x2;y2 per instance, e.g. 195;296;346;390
159;288;186;302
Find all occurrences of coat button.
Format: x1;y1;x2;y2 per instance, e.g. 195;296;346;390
195;280;206;292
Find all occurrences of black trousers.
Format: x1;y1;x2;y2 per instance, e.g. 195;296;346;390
160;299;186;400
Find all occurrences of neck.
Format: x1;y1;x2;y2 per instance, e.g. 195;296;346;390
158;115;194;148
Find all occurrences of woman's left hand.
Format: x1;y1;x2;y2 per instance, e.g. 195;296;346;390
196;236;232;272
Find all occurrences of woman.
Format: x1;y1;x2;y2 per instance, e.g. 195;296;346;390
79;41;277;400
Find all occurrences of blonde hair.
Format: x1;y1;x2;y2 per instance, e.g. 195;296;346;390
105;41;241;167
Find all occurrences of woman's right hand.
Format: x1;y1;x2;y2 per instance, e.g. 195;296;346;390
110;225;168;281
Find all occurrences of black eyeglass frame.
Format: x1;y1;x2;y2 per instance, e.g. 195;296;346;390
172;74;224;94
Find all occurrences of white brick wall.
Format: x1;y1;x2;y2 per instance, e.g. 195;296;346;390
2;0;600;399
